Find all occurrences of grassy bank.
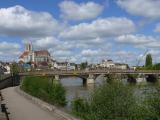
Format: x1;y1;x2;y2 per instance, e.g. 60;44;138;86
21;76;67;106
72;81;160;120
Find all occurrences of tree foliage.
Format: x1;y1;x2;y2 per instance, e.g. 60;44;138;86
152;63;160;70
72;81;155;120
80;61;88;70
21;76;67;106
146;84;160;119
145;54;152;68
10;62;19;75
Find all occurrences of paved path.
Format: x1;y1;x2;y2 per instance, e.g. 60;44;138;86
2;87;65;120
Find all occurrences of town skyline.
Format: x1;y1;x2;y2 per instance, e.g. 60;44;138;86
0;0;160;66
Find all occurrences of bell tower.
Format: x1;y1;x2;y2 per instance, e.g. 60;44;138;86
25;42;32;52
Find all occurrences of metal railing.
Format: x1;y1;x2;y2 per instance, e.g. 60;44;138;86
0;92;10;120
19;69;160;76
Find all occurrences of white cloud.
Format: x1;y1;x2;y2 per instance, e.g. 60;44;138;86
59;1;103;21
116;34;154;45
59;17;135;40
0;41;21;60
31;37;60;50
117;0;160;19
114;51;137;64
155;24;160;32
1;4;159;65
0;41;20;51
116;34;160;48
54;50;72;57
50;49;75;62
0;5;60;37
81;49;99;57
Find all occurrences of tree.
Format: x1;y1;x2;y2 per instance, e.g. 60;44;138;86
152;63;160;70
75;64;78;70
72;81;153;120
80;61;88;70
145;54;152;68
10;62;19;75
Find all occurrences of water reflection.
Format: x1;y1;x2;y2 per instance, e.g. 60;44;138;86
60;76;159;110
61;77;90;109
60;76;106;109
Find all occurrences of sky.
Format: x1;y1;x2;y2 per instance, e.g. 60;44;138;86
0;0;160;66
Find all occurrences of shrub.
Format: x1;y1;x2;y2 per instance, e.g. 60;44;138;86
146;84;160;119
21;76;67;106
72;81;154;120
71;98;90;118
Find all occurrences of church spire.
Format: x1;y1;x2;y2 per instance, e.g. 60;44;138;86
25;42;32;52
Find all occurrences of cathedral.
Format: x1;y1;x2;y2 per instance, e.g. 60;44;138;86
19;43;52;67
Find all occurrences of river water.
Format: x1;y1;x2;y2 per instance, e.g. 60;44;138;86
60;75;106;109
60;76;158;110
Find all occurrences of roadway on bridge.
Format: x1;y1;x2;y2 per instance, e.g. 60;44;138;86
2;87;65;120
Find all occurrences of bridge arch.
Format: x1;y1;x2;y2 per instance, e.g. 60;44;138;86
53;75;88;85
55;74;102;86
146;74;158;83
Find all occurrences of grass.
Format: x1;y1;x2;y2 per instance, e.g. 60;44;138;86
21;76;67;106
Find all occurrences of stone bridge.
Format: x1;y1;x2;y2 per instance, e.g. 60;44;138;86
19;69;160;85
1;69;160;90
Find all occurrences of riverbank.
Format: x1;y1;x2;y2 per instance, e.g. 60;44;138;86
21;76;67;106
2;87;78;120
17;86;78;120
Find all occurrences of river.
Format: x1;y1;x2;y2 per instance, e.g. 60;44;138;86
60;76;159;110
60;75;105;109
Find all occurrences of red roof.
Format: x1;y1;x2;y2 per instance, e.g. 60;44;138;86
37;61;48;66
34;50;50;56
19;51;29;58
19;50;50;59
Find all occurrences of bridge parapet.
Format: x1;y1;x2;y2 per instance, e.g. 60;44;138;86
19;69;160;77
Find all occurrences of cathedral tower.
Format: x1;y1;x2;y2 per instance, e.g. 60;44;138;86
25;42;32;52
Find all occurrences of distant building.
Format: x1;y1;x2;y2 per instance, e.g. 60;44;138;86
19;42;52;68
114;63;129;70
0;62;8;75
130;66;137;70
96;59;129;70
4;64;11;74
100;59;115;68
53;61;75;70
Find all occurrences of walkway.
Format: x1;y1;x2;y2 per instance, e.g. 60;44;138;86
2;87;65;120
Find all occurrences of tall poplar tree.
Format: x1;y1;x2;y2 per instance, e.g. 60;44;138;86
145;54;152;68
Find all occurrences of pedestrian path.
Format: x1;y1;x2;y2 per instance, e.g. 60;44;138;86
2;87;65;120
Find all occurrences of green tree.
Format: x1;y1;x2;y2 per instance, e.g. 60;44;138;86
72;81;153;120
10;62;19;75
75;64;78;70
80;61;88;70
152;63;160;70
21;76;67;106
145;54;152;68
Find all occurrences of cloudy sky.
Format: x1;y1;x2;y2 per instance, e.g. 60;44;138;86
0;0;160;65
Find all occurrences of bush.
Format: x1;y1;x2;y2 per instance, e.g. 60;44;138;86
71;98;90;118
21;76;67;106
146;84;160;119
72;81;154;120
